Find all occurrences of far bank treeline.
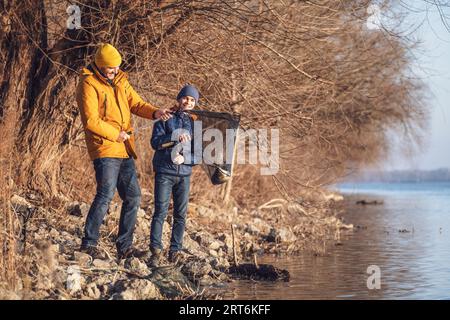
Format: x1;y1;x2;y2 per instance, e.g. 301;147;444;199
349;168;450;183
0;0;427;203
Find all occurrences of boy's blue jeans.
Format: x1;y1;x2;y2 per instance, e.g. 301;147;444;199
150;173;190;252
81;157;141;254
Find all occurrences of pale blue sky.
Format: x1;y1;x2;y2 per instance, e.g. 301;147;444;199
384;2;450;170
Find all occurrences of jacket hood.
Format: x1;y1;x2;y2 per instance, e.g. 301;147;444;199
79;63;127;85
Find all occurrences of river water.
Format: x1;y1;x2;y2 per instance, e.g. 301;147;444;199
224;182;450;299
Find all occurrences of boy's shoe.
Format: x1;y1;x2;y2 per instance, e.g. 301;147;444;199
79;245;106;260
118;247;147;260
168;250;182;265
147;247;162;268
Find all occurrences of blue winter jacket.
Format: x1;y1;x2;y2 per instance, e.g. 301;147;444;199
151;110;197;176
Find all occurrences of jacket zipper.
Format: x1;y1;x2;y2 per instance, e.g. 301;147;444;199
177;115;181;175
103;93;107;119
112;85;124;130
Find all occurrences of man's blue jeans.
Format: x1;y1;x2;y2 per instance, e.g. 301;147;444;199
150;173;190;252
81;157;141;254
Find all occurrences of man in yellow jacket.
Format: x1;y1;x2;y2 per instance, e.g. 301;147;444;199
76;43;172;260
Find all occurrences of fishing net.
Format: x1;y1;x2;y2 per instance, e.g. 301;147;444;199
189;110;241;185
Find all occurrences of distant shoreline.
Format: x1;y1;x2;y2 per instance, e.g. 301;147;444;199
343;168;450;183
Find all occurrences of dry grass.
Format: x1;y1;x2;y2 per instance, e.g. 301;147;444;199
0;109;20;290
0;0;439;292
1;0;429;197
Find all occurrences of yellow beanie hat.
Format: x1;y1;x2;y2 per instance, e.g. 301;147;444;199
94;43;122;68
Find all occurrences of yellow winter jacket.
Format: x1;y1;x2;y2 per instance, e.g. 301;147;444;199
76;64;159;160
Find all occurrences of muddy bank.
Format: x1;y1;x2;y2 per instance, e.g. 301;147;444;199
0;190;352;300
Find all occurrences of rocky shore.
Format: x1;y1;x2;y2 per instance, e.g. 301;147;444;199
0;190;352;300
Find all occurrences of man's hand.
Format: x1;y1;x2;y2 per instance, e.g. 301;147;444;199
154;108;173;121
116;131;130;142
179;134;191;143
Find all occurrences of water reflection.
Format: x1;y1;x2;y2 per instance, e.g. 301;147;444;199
225;188;450;299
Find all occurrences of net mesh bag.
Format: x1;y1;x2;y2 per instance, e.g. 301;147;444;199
189;110;240;185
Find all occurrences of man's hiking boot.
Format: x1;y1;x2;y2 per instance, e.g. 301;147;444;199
79;245;107;260
168;250;182;265
147;247;162;268
118;247;147;260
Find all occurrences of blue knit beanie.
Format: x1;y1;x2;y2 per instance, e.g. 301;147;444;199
177;85;200;105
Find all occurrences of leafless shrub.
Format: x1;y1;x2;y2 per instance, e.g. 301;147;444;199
1;0;443;286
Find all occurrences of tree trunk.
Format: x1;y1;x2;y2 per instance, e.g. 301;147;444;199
1;0;91;195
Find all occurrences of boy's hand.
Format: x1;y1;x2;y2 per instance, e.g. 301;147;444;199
179;134;191;143
154;108;173;121
116;131;130;142
173;154;185;165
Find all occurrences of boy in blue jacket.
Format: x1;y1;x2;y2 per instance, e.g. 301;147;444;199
148;84;199;267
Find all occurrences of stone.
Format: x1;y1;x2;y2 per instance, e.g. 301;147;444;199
196;206;214;217
193;231;216;247
267;227;297;243
251;218;271;234
112;279;161;300
184;234;202;253
209;249;218;257
244;241;253;252
73;251;92;266
66;266;83;295
53;269;68;287
211;257;230;270
60;231;73;240
26;193;40;201
137;208;146;219
92;259;111;269
79;203;90;216
339;223;354;230
124;257;150;277
208;240;224;251
85;283;101;299
10;194;33;210
35;276;53;291
95;275;114;287
251;243;261;251
67;202;89;217
10;194;36;218
49;228;60;238
181;260;213;281
198;275;215;286
245;224;261;236
218;233;234;253
34;233;44;241
134;219;150;238
108;202;120;215
323;192;344;202
278;228;297;243
98;284;110;296
150;267;195;298
141;188;153;205
0;289;21;300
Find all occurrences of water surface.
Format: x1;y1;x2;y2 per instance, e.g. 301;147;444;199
225;182;450;299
